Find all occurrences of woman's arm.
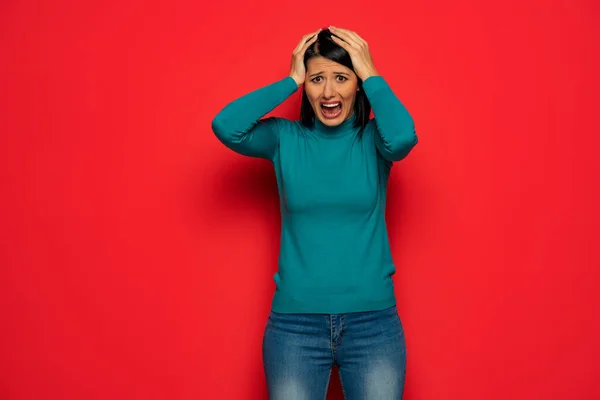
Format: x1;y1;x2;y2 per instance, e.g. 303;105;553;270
212;29;321;161
329;26;418;162
211;76;298;160
363;76;418;162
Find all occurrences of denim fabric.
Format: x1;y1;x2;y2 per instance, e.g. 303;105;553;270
262;305;407;399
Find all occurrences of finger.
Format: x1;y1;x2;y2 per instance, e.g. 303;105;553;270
349;31;367;47
298;29;321;56
344;29;367;46
304;28;321;43
294;29;321;52
330;28;362;49
298;31;319;55
339;29;365;48
330;26;359;39
331;34;359;54
305;32;319;47
330;35;353;52
330;26;366;47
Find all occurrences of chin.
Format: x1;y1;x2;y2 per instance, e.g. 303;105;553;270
319;116;344;126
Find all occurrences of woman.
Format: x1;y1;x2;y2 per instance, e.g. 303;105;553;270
212;26;418;399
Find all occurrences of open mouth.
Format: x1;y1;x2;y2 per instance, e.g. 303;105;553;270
320;102;342;119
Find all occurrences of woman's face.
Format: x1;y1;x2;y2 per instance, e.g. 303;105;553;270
304;56;358;127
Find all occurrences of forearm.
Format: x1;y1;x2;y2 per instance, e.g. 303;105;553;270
212;76;298;159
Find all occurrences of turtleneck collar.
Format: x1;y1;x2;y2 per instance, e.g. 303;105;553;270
312;113;358;138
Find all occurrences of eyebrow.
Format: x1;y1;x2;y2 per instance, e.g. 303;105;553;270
308;71;350;78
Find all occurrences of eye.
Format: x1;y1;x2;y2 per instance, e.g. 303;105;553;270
311;76;323;83
336;75;348;82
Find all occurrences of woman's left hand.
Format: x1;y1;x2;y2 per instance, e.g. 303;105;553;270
329;26;379;81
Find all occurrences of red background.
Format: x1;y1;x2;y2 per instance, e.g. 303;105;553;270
1;1;599;399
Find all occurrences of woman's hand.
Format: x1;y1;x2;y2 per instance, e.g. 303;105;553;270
330;26;379;81
289;29;321;87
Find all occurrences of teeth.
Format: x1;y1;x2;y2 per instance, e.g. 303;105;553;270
322;103;340;108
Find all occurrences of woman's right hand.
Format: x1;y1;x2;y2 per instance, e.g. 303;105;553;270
289;29;321;87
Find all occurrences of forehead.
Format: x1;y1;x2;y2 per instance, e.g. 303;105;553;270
306;56;352;74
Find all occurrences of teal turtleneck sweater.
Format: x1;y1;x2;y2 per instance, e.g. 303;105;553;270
212;75;418;314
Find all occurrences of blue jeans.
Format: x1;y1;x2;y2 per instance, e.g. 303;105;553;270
262;305;407;399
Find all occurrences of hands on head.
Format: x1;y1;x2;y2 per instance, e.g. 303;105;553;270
288;29;321;87
288;26;378;87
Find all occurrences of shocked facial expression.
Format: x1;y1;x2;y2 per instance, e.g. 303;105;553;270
304;56;358;126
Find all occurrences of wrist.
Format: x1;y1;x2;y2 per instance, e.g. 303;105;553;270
359;68;379;82
289;74;303;87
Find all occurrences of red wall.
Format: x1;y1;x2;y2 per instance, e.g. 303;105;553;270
1;1;599;399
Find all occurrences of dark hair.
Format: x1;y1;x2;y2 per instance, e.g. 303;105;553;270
300;29;371;133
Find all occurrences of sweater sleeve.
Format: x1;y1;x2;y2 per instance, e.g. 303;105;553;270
362;76;418;162
211;76;299;161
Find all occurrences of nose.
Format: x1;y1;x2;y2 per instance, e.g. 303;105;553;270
323;79;335;99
